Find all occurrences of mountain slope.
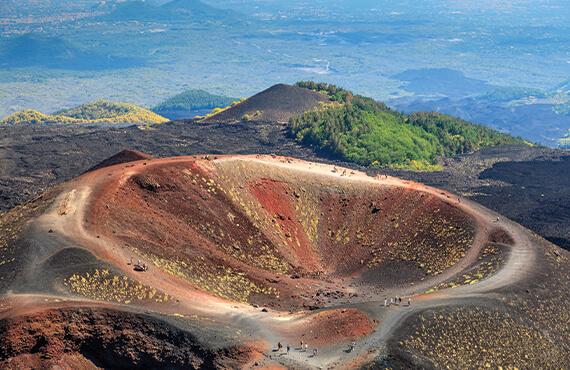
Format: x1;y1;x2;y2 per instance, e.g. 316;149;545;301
104;0;161;20
161;0;226;18
153;89;238;120
86;150;153;173
2;100;168;125
0;34;144;70
103;0;234;22
203;83;331;123
291;82;526;170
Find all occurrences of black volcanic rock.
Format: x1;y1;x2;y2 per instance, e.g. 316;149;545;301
204;84;330;123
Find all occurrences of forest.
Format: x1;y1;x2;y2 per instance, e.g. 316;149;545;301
290;82;526;170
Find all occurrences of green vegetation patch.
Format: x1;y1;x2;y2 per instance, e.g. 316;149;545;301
153;89;239;113
296;80;354;102
2;100;168;125
291;82;526;170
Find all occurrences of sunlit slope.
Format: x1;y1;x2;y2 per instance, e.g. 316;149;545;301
2;100;169;125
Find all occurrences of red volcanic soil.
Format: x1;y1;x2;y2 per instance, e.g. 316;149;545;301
249;178;321;272
83;156;478;311
203;84;330;123
297;308;375;346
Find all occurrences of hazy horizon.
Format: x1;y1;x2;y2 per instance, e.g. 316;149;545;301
1;0;569;145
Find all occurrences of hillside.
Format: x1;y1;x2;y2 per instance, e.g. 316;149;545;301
393;68;492;97
203;83;331;123
86;149;153;173
2;101;169;126
152;89;238;120
103;0;159;21
0;34;144;70
290;81;526;170
161;0;227;18
103;0;234;22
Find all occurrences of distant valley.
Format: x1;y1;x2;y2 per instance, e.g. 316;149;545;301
1;0;569;147
390;68;570;147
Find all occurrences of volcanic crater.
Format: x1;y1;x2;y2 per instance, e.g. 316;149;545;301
86;156;479;310
2;154;564;369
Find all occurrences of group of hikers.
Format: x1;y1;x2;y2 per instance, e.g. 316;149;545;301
276;341;318;357
271;296;413;361
384;296;412;307
275;340;359;359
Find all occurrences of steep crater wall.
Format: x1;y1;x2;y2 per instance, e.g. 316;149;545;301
86;157;478;310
